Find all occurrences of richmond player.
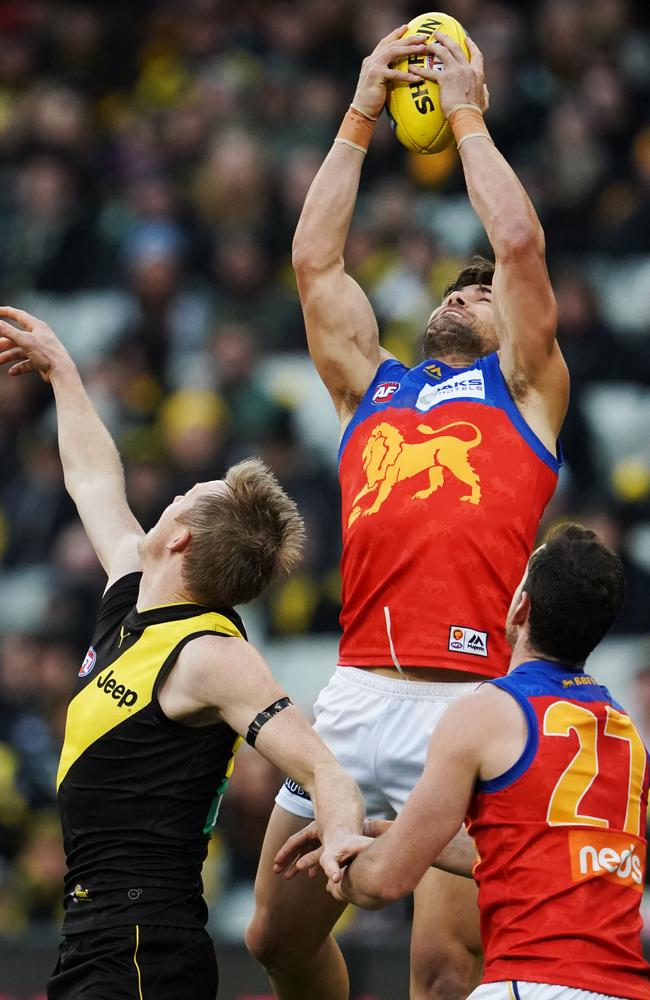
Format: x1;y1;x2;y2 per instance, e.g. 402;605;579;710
0;307;364;1000
278;526;650;1000
247;27;569;1000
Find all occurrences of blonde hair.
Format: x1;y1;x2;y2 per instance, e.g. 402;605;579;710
178;458;305;608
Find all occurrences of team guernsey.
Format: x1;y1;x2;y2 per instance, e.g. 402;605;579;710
56;573;246;932
467;659;650;999
338;353;560;675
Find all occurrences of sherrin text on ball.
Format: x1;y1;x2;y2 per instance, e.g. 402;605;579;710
386;12;469;153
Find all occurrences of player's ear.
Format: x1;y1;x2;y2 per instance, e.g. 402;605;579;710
168;526;191;553
512;589;530;627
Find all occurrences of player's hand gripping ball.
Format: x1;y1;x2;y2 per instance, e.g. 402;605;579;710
386;11;469;154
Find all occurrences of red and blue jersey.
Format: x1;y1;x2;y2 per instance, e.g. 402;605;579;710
338;353;560;675
467;659;650;998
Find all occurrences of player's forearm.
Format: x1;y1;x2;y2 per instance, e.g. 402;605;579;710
340;845;400;909
307;760;365;843
432;826;477;878
50;363;127;499
292;143;365;274
459;137;545;260
362;819;476;878
255;708;364;837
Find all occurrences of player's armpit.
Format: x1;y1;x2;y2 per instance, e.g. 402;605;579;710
493;252;568;429
296;264;383;420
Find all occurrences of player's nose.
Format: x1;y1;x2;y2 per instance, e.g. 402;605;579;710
447;291;466;307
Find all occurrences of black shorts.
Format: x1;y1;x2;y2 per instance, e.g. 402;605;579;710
47;924;219;1000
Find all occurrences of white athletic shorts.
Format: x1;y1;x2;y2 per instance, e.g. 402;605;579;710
275;666;478;820
469;982;631;1000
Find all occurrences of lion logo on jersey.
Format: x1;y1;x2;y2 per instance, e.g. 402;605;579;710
348;421;482;526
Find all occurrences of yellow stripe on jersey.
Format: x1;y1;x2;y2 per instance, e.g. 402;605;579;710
57;611;243;789
507;983;516;1000
227;736;243;778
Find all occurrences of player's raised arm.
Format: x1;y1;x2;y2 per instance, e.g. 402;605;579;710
413;34;568;442
0;307;143;583
160;635;365;879
293;27;425;422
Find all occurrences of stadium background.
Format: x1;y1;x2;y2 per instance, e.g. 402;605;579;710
1;0;650;996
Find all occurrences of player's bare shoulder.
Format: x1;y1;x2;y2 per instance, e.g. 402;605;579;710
497;339;569;456
434;682;529;781
444;683;525;736
472;682;530;783
159;633;251;725
179;632;264;693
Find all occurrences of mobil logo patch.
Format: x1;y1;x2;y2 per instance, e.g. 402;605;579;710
79;646;97;678
372;381;400;404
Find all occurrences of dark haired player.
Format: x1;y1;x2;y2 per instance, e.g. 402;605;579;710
247;26;569;1000
0;307;364;1000
278;525;650;1000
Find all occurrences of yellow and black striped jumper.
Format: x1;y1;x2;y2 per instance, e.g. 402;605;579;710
47;572;246;1000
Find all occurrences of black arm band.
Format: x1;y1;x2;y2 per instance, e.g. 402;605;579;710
246;697;293;748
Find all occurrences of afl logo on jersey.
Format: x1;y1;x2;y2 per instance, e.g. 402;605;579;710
79;646;97;678
372;381;400;404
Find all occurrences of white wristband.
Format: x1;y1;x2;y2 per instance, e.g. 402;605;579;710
457;132;494;152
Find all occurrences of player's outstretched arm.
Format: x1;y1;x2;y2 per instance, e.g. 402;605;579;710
413;34;568;441
293;27;424;422
273;817;476;880
0;307;143;583
161;635;365;880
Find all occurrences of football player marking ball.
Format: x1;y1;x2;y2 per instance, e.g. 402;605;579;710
386;11;469;154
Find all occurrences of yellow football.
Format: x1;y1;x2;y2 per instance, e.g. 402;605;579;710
386;11;469;154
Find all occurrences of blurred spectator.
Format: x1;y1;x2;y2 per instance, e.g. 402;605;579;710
0;811;65;933
209;321;289;446
1;435;76;568
120;219;213;384
576;506;650;635
631;664;650;748
0;156;113;294
158;387;231;485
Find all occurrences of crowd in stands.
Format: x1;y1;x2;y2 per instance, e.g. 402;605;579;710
0;0;650;944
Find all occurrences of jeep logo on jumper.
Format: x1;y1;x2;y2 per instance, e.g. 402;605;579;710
97;669;138;708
